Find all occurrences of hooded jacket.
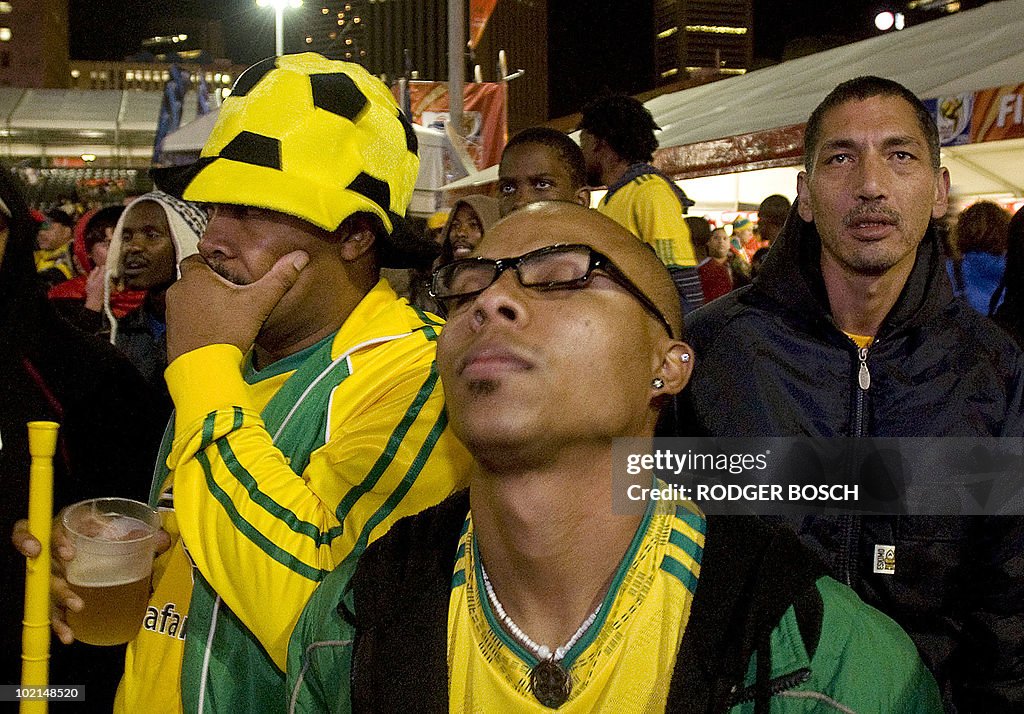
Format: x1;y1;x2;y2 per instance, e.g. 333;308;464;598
286;491;941;713
0;168;166;707
675;211;1024;711
438;194;501;263
407;194;502;316
101;191;206;389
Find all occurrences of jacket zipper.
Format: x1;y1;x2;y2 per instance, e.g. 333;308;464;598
854;346;870;437
729;667;813;705
843;345;872;587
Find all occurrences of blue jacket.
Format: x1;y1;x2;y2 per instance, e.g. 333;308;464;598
947;251;1006;316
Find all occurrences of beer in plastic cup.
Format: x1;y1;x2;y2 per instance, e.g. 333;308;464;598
61;497;160;646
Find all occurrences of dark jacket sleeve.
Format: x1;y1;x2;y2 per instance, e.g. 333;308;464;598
954;480;1024;710
956;354;1024;708
51;298;107;337
48;324;170;507
955;516;1024;710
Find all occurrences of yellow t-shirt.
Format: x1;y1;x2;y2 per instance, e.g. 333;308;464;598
447;500;705;713
844;332;875;349
598;175;697;268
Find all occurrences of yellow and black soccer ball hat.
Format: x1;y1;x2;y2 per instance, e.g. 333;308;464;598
182;53;420;241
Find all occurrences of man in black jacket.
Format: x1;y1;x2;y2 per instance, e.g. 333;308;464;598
676;76;1024;711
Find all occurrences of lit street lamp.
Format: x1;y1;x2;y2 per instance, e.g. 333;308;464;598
874;10;906;31
256;0;302;57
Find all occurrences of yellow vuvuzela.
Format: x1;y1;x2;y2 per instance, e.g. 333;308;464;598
21;421;59;714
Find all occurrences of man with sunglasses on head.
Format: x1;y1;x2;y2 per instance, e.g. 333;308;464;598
287;202;939;713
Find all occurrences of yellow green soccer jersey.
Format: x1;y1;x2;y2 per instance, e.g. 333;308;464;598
116;280;471;713
447;499;706;713
598;175;697;268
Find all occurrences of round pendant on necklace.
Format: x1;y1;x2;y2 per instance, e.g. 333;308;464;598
530;658;571;708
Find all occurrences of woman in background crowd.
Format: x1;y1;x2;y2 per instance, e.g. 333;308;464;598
48;204;146;333
948;200;1010;315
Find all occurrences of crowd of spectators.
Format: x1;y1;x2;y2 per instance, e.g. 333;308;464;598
4;55;1024;714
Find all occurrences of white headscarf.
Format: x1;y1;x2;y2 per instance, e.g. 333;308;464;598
103;190;208;343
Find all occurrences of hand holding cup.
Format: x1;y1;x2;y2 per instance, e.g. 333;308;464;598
59;498;161;646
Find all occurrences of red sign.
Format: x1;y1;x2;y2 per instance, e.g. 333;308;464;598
398;81;508;171
50;156;88;168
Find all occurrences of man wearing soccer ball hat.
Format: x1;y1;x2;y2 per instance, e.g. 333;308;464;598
112;54;470;713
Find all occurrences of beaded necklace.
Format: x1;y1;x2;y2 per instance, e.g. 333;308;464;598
479;559;602;708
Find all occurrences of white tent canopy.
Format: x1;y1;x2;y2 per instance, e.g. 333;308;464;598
445;0;1024;205
161;109;220;152
647;0;1024;150
2;89;201;134
0;86;203;161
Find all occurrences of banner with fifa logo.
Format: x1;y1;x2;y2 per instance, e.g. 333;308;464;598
924;93;973;146
924;83;1024;146
970;83;1024;143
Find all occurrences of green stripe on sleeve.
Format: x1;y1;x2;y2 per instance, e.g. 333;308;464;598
350;407;448;554
669;529;704;565
199;412;218;452
451;569;466;590
196;450;327;581
334;364;440;525
674;506;707;535
215;437;332;545
410;304;444;328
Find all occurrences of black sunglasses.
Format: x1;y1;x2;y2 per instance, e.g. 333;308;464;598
429;243;674;338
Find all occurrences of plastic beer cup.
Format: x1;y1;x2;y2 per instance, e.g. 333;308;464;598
61;498;160;646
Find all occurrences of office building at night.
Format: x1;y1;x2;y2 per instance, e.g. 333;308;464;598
654;0;753;84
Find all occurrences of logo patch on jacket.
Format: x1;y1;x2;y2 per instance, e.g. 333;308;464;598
873;544;896;574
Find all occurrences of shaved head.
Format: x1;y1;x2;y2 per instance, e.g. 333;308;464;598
438;201;694;464
477;202;683;338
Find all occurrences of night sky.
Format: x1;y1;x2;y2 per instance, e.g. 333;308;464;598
70;0;889;116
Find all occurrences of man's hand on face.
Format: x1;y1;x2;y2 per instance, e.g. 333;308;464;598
165;251;309;362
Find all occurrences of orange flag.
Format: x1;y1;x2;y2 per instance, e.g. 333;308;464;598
468;0;499;49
